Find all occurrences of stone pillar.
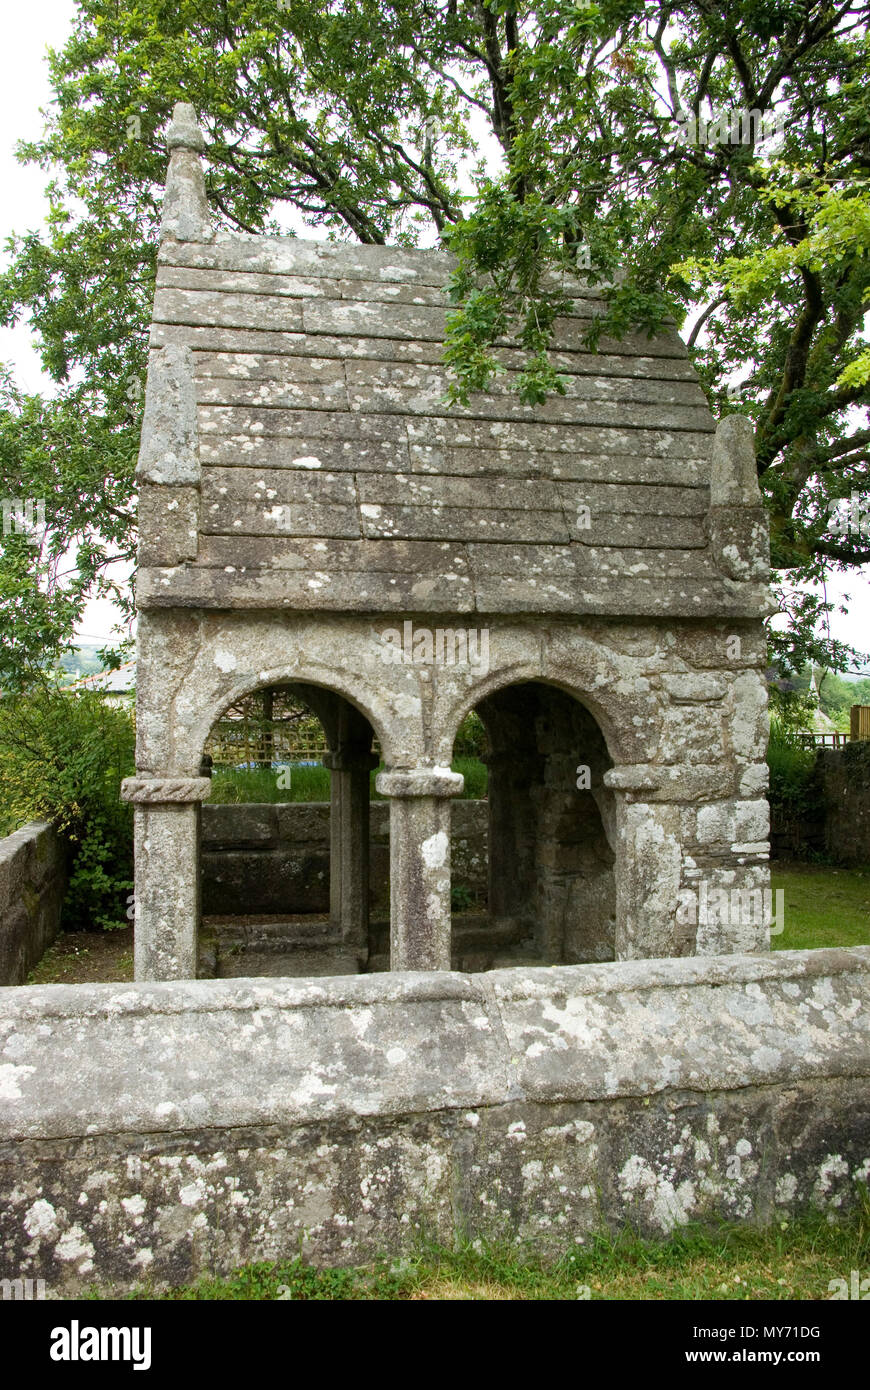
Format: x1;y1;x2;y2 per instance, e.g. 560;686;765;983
481;747;536;929
323;743;379;960
604;766;682;960
121;776;212;981
375;767;464;971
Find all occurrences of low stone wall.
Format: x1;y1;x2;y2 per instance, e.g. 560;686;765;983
1;946;868;1294
0;823;67;986
818;742;870;864
201;800;488;915
770;742;870;864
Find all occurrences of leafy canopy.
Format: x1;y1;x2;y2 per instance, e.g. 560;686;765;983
1;0;869;686
0;683;135;928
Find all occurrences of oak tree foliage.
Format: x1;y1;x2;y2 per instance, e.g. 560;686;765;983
1;0;868;686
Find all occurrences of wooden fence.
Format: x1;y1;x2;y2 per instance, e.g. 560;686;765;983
205;719;328;769
797;706;870;749
797;731;852;749
852;704;870;741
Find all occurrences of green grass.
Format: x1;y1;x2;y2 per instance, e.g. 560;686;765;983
771;862;870;950
97;1201;869;1301
208;757;488;803
208;763;329;803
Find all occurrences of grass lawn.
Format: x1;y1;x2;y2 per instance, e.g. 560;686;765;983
25;926;134;984
771;862;870;950
207;756;488;803
103;1202;869;1300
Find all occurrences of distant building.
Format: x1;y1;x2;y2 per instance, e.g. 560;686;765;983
71;660;135;705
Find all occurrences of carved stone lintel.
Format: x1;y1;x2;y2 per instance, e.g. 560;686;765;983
121;777;212;804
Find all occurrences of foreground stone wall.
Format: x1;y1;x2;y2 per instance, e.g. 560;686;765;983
1;946;867;1294
0;823;67;986
201;800;488;916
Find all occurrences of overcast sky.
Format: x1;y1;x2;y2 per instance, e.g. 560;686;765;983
1;2;867;669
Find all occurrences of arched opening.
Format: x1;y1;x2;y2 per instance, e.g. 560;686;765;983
449;680;616;970
198;681;379;977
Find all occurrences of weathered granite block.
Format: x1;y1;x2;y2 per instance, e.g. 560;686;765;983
734;799;770;845
137;484;199;565
1;949;867;1293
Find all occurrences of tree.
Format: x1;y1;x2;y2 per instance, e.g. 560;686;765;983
1;0;868;687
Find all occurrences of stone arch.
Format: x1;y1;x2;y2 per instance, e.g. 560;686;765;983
133;611;432;780
197;673;380;978
431;635;659;770
448;678;617;968
129;639;394;981
190;661;396;776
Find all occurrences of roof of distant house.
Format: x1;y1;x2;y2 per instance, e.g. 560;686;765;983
72;660;136;694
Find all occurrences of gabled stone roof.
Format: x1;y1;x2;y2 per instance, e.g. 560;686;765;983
136;104;768;620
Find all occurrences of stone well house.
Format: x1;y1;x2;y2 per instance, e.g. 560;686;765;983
123;104;772;982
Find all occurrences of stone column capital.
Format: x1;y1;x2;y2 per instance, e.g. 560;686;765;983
376;767;464;799
121;776;212;804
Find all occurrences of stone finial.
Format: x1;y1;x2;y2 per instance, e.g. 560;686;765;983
137;344;201;486
160;101;213;242
166;101;206;152
710;414;761;507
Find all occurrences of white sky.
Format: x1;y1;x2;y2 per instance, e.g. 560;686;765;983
1;2;867;670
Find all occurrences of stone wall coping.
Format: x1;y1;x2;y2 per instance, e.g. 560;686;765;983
0;821;54;859
3;947;866;1023
2;948;869;1141
0;821;67;986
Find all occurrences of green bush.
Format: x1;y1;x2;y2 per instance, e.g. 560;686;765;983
766;718;818;820
451;756;488;798
0;684;135;929
450;882;474;912
453;710;488;758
